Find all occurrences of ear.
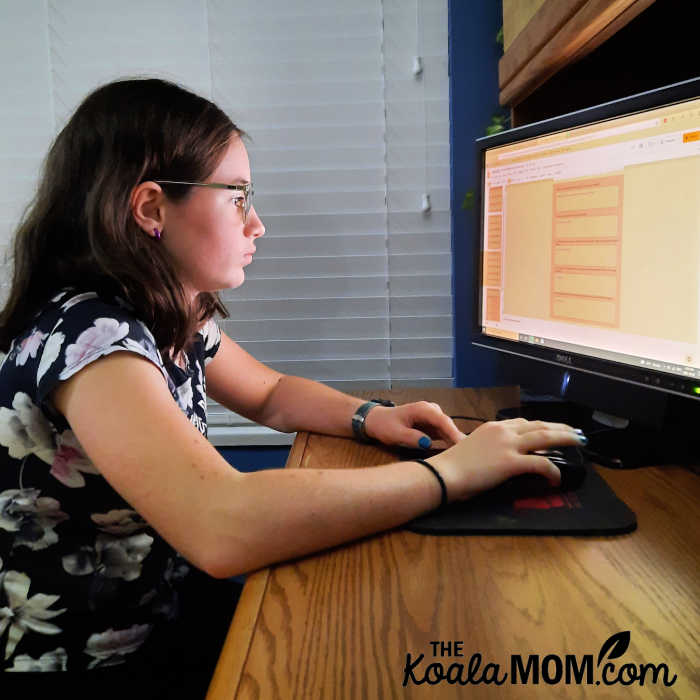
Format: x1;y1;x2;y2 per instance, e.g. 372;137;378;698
130;181;166;238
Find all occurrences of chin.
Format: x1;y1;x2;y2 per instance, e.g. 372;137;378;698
196;270;244;294
226;270;246;290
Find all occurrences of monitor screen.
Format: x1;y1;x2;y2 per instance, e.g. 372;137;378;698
474;79;700;405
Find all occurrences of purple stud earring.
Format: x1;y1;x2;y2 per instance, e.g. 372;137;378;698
153;227;161;240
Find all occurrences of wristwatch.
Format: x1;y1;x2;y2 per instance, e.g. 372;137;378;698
351;398;396;443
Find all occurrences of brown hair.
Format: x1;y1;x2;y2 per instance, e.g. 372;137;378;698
0;77;240;356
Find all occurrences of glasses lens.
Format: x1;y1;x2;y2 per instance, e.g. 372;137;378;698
246;186;253;221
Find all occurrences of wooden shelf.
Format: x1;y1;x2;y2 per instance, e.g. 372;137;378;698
499;0;655;109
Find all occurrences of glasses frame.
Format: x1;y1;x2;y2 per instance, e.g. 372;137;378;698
155;180;253;223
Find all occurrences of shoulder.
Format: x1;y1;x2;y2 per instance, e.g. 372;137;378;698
48;289;146;326
25;289;168;396
42;289;158;356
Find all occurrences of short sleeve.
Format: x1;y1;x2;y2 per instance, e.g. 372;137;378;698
35;292;168;410
199;318;222;365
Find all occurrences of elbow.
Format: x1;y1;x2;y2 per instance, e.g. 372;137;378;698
256;373;289;432
198;553;246;580
202;562;243;580
189;475;269;579
196;534;256;580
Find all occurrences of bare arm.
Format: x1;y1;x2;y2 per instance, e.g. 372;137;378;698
204;332;465;447
205;331;364;435
54;353;583;579
52;353;441;578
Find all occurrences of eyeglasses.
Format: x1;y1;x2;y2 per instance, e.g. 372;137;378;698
155;180;254;223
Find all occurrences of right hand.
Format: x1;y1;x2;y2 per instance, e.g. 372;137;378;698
426;418;585;502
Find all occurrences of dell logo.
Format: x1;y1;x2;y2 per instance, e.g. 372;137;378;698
556;353;573;365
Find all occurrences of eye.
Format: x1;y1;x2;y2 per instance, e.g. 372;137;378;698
232;196;245;208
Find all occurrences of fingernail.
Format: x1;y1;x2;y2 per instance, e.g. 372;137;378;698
574;428;585;435
419;436;432;449
577;434;588;446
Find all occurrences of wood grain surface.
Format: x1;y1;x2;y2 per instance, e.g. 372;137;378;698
207;387;699;699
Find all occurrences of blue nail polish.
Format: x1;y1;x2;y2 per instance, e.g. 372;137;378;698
578;435;588;446
419;436;432;449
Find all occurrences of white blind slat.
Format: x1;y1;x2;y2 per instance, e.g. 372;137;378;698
249;147;386;171
254;191;386;216
229;276;389;300
252;212;387;235
220;298;389;318
259;235;387;258
257;169;387;192
388;232;452;256
391;316;453;337
389;253;452;276
391;296;452;316
390;275;453;297
239;102;386;127
237;338;390;362
252;359;390;382
391;338;453;356
247;255;388;279
222;317;389;341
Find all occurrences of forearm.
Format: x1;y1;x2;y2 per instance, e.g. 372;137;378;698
205;459;442;577
259;374;365;436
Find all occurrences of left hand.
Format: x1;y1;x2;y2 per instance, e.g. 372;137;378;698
363;401;467;451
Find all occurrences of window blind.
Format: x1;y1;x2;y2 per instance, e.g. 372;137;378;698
0;0;454;446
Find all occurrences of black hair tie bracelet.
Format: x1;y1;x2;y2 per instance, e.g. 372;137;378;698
413;459;448;509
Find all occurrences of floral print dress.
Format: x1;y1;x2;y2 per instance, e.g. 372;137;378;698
0;289;221;672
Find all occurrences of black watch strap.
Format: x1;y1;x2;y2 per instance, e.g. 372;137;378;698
352;398;396;442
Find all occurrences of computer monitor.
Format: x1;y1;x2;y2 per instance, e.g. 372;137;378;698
473;77;700;466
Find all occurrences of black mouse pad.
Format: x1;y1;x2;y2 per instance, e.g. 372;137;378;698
405;465;637;535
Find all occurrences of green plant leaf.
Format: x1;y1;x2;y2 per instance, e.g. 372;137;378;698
461;190;475;210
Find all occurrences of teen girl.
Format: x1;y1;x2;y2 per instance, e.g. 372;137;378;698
0;78;584;695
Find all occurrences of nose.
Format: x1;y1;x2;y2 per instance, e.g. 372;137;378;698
245;205;265;238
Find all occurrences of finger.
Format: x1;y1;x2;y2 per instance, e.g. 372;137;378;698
518;429;584;454
517;454;562;484
400;429;434;450
410;402;464;444
416;417;464;445
438;415;467;444
513;419;582;435
405;401;442;421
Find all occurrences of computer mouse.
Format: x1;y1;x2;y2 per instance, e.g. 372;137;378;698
485;445;589;502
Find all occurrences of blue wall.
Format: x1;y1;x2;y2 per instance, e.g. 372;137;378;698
217;446;290;472
448;0;520;388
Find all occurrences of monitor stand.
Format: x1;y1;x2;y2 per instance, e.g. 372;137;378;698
496;400;696;469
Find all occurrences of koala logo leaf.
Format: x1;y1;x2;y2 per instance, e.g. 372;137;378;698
597;631;631;666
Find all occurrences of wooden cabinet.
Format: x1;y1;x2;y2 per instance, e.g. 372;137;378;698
500;0;699;126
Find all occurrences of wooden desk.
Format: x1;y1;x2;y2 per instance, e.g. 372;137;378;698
207;387;699;699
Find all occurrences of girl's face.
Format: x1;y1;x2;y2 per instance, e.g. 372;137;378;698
162;136;264;298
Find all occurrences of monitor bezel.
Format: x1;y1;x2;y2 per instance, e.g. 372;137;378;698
472;77;700;403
